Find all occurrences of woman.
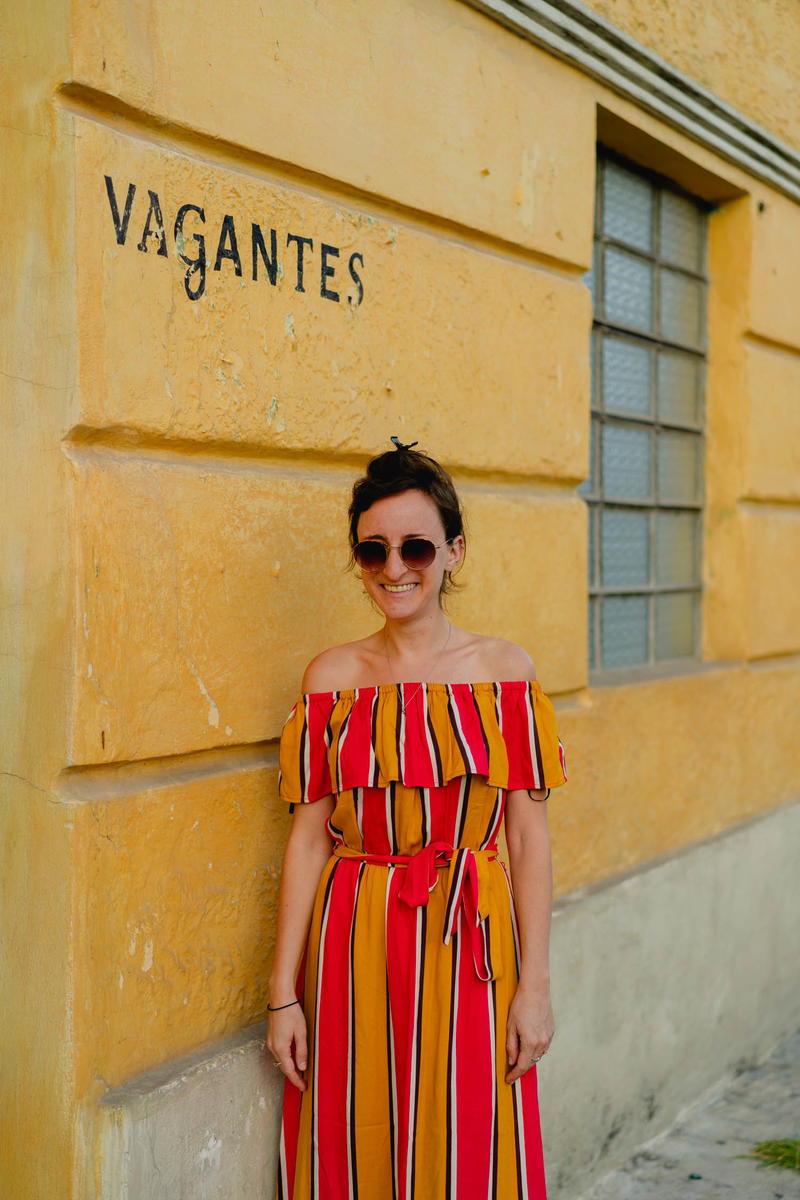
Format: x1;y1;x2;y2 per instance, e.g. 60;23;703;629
267;440;568;1200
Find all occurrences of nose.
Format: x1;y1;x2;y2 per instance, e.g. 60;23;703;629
383;545;409;580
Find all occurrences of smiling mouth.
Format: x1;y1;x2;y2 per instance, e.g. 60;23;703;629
382;583;418;593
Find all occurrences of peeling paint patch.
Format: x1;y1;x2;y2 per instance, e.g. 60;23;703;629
218;349;245;388
197;1132;222;1171
185;658;220;728
142;939;154;972
516;147;537;230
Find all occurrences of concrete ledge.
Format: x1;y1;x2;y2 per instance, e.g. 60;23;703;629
541;798;800;1198
98;1021;281;1200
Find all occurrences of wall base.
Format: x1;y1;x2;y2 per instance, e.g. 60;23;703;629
97;1022;280;1200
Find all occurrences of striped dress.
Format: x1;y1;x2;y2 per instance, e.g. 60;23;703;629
276;680;568;1200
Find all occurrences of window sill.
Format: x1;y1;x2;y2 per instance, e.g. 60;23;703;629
588;657;738;689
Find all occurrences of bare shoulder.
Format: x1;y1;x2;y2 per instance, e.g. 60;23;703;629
300;645;352;694
469;634;537;682
300;637;376;693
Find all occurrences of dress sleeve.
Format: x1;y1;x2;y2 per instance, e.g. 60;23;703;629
499;681;568;793
278;693;336;806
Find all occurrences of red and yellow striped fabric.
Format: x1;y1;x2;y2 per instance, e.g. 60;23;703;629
276;681;568;1200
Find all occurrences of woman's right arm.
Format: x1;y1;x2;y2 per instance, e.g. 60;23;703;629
267;795;335;1090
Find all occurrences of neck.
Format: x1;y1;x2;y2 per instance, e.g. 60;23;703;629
382;610;451;663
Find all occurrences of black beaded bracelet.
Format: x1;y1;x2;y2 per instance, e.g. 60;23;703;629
267;999;301;1012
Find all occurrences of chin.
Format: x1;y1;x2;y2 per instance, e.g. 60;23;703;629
375;595;420;614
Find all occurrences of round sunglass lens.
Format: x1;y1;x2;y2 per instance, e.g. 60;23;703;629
401;538;436;569
354;542;387;570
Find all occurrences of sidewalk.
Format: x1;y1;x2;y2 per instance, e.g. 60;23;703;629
581;1028;800;1200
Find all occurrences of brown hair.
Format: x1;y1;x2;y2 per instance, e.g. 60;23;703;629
348;446;465;594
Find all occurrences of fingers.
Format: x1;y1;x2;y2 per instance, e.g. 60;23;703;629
504;1020;552;1084
279;1053;308;1092
506;1026;520;1066
505;1042;547;1084
267;1013;309;1092
267;1043;308;1091
295;1026;308;1074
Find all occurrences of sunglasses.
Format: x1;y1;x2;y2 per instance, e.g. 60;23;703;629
353;537;452;572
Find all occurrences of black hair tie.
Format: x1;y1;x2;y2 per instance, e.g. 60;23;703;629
390;435;419;451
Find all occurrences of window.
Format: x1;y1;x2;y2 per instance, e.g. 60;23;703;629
582;151;709;672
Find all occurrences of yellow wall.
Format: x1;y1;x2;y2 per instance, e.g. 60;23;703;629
582;0;800;152
0;3;77;1196
3;0;799;1195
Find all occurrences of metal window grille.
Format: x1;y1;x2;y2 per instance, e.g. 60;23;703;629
581;150;710;671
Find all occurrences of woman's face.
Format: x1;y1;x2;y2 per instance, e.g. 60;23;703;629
355;489;464;621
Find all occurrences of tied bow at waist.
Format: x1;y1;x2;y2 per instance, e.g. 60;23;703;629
332;841;504;982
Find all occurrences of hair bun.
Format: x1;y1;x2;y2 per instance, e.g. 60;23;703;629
390;435;419;452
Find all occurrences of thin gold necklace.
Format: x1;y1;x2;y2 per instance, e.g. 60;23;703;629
383;621;452;713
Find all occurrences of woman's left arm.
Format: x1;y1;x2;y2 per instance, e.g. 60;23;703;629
503;787;555;1084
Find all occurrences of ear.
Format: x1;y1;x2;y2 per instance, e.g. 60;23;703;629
446;535;465;571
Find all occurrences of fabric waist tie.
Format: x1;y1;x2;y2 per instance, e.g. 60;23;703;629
332;841;504;982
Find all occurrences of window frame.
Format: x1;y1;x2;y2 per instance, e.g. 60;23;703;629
585;147;713;677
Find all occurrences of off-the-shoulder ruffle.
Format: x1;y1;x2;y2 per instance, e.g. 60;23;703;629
278;680;567;803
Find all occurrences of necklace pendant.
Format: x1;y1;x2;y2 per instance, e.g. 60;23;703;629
400;680;423;713
384;621;452;714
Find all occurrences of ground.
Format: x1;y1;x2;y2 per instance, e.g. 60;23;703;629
583;1028;800;1199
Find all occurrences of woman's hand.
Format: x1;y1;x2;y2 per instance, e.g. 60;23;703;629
505;983;555;1084
503;786;555;1084
266;1002;309;1091
267;795;335;1093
